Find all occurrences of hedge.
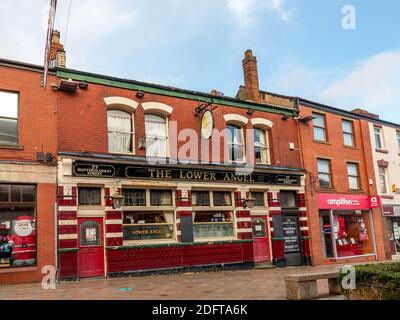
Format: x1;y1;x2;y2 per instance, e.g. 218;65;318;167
339;263;400;300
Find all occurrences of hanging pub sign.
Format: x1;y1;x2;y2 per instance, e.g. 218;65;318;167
201;110;214;140
72;161;302;186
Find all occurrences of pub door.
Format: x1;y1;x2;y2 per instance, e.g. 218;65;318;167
252;217;271;263
282;214;303;266
78;217;105;278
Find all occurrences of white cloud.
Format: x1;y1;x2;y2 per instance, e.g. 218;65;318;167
320;50;400;120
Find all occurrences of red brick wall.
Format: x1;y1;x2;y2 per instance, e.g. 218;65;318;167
299;104;388;265
57;83;302;168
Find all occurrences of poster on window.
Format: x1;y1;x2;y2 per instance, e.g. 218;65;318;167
86;228;97;242
282;217;300;253
359;218;369;241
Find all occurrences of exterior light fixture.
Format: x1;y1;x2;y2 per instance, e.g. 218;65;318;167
136;91;145;98
242;193;256;209
282;115;291;121
247;109;255;116
108;190;124;209
298;116;316;123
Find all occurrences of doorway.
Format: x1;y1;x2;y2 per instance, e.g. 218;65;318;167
252;217;271;263
78;217;105;278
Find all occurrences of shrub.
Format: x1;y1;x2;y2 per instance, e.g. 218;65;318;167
339;262;400;300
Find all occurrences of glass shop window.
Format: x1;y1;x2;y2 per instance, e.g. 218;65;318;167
192;191;210;207
123;189;146;206
150;190;173;206
252;192;266;207
193;212;234;239
0;91;18;146
320;210;334;258
123;212;175;242
0;184;37;269
213;192;232;207
78;187;102;206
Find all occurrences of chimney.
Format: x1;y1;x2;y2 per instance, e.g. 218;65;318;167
351;108;380;119
242;49;261;103
49;30;66;68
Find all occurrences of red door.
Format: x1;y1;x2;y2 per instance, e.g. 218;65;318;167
78;218;105;278
252;217;271;263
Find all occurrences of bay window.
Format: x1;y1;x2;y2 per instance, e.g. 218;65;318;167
107;110;134;153
145;114;168;158
0;91;18;146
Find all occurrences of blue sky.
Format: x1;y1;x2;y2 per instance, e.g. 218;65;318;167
1;0;399;122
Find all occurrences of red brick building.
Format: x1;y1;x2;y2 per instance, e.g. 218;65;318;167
0;59;58;285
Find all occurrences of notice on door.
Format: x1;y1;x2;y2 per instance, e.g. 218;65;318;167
282;217;300;253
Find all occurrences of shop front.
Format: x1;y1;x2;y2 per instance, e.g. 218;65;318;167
318;194;382;261
57;155;308;280
382;205;400;260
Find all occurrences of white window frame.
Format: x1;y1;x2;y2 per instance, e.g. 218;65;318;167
227;124;246;163
0;91;19;146
379;166;388;194
374;127;384;149
107;109;135;154
144;114;169;159
253;128;270;165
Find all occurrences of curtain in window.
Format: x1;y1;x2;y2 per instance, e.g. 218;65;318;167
145;114;167;158
108;110;133;153
254;128;268;164
227;125;243;161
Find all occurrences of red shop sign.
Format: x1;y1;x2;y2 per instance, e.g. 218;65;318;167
318;194;382;210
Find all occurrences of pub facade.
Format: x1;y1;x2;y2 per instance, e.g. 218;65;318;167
54;64;311;279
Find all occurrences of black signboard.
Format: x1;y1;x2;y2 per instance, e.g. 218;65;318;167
123;224;174;241
282;217;300;253
71;161;302;186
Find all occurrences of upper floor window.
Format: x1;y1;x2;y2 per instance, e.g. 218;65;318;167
397;131;400;152
254;128;269;164
107;110;133;153
313;113;327;142
342;120;355;147
0;91;18;146
317;158;332;188
378;167;388;194
374;127;383;149
227;125;244;162
145;114;168;158
347;162;360;190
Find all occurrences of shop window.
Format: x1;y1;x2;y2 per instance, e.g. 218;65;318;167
0;184;36;269
379;167;388;194
342;120;355;147
123;212;174;242
107;110;134;153
252;192;265;207
213;192;232;207
254;128;269;164
145;114;168;158
227;124;244;162
317;159;332;188
78;187;102;206
320;210;334;258
123;189;146;206
280;191;297;208
347;163;360;190
0;91;18;146
312;113;327;142
192;191;210;207
193;212;234;239
374;127;383;149
150;190;173;206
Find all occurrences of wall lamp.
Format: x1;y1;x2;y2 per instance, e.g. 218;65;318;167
107;190;124;209
242;194;256;209
136;91;145;99
282;114;291;121
298;116;316;123
247;109;255;116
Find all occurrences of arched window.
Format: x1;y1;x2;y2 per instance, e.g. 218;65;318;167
107;110;134;153
254;128;270;164
227;124;244;162
145;114;168;158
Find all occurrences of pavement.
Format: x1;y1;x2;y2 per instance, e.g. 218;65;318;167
0;264;352;300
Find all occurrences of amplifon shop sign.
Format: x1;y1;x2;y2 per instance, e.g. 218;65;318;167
318;194;382;210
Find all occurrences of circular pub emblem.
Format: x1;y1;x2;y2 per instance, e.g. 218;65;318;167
201;110;214;140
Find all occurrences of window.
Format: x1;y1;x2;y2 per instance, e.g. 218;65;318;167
374;127;383;149
192;191;210;207
0;184;36;268
145;114;168;158
317;159;332;188
213;192;232;207
123;189;146;206
313;113;327;142
347;163;360;190
342;120;355;147
280;191;297;208
150;190;173;206
379;167;388;194
227;125;244;162
123;212;175;242
78;187;101;206
193;212;234;239
254;128;269;164
397;131;400;152
0;91;18;146
107;110;133;153
252;192;265;207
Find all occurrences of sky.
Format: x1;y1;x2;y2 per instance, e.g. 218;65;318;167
0;0;399;122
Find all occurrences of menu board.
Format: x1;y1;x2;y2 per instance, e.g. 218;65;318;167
394;222;400;240
282;217;300;253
